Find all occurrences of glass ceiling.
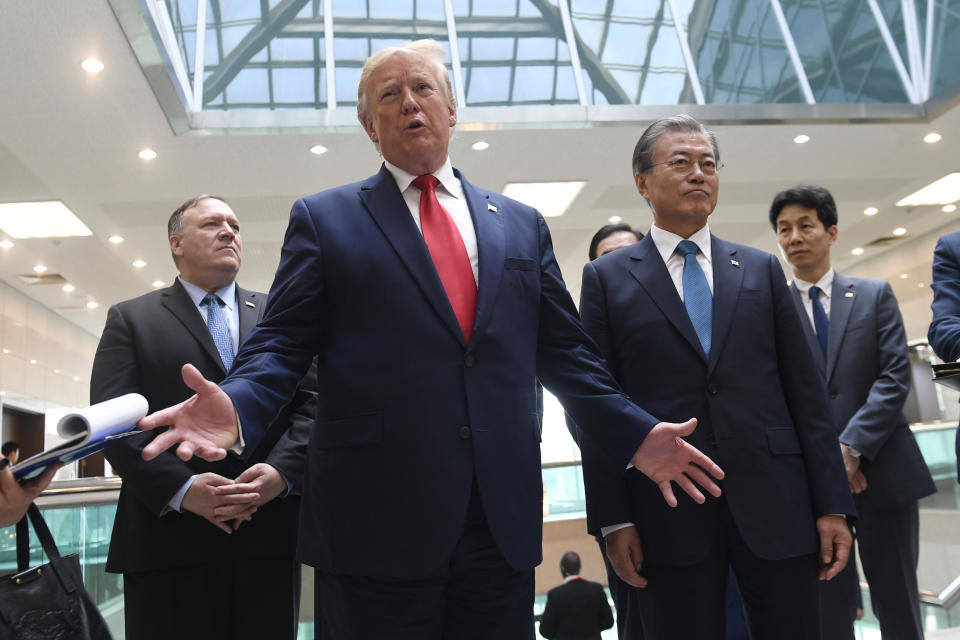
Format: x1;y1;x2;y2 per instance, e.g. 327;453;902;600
138;0;960;120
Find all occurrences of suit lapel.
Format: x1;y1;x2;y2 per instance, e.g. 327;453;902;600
790;282;827;375
236;287;261;341
457;170;504;350
160;280;226;374
627;235;707;362
827;273;855;381
707;236;744;374
358;165;466;347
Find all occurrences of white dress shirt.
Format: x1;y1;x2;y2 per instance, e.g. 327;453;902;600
791;268;834;327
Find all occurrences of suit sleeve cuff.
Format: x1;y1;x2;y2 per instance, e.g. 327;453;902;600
163;475;198;515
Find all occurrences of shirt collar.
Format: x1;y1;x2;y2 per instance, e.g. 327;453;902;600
563;574;582;584
649;223;712;265
384;157;459;199
793;267;834;299
178;276;236;311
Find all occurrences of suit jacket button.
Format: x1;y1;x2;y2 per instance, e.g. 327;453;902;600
459;426;472;439
829;392;838;399
465;355;475;368
707;383;718;395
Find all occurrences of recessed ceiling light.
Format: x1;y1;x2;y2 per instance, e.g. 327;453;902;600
81;57;104;73
53;369;60;374
793;134;810;144
309;145;327;155
0;240;12;249
108;235;124;244
502;181;586;218
33;264;47;273
62;284;75;292
923;132;942;144
132;259;147;268
73;376;79;382
608;215;623;223
851;247;864;255
943;204;957;213
896;173;960;206
918;282;925;288
1;349;7;354
863;207;878;216
138;148;157;161
86;301;99;309
29;359;36;365
892;227;907;236
152;280;165;288
0;201;92;238
900;273;908;279
472;141;490;151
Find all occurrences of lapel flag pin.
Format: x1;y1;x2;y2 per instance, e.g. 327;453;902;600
730;259;740;267
245;300;256;308
487;203;498;213
845;292;854;298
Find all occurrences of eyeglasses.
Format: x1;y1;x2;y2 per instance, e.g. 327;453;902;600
650;157;723;176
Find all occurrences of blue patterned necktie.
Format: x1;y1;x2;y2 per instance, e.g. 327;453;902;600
809;286;829;358
202;293;234;370
676;240;712;357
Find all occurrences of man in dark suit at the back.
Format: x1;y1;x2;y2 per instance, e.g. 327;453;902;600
577;115;856;640
929;229;960;479
771;184;935;640
539;551;613;640
92;195;316;640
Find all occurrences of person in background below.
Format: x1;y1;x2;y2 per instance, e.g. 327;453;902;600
0;460;59;528
588;224;644;262
1;442;20;465
929;229;960;480
577;115;855;640
540;551;614;640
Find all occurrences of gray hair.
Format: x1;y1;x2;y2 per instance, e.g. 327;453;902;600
167;194;227;265
631;114;720;175
356;39;456;127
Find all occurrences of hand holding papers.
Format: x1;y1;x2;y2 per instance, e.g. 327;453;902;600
932;362;960;391
12;393;148;479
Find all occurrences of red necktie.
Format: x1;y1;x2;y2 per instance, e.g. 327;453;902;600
412;175;477;343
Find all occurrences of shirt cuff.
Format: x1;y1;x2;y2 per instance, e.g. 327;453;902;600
163;475;198;515
601;523;635;537
230;408;245;455
842;443;861;458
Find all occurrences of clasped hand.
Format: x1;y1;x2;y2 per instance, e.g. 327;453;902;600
181;464;287;534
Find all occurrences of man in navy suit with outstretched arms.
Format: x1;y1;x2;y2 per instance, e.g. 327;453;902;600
136;40;724;640
577;115;855;640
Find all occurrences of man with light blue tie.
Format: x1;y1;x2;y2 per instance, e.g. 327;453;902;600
92;195;316;640
576;115;855;639
772;184;934;640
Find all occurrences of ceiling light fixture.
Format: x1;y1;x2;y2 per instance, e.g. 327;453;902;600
923;132;942;144
73;376;79;382
892;227;907;236
309;145;328;155
793;134;810;144
0;201;92;238
502;181;586;218
81;57;104;73
132;259;147;269
29;360;36;365
62;284;75;292
863;207;878;216
138;148;157;161
918;282;925;288
896;173;960;206
900;273;908;279
108;235;124;244
152;280;165;288
33;264;47;273
0;240;12;249
1;349;8;354
944;204;957;213
608;216;623;223
851;247;864;256
86;301;99;309
472;141;490;151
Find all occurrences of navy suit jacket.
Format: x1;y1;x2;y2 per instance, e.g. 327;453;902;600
577;233;855;565
219;165;659;577
928;229;960;476
791;273;934;507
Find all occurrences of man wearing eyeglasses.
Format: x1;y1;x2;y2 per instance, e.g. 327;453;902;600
575;114;855;640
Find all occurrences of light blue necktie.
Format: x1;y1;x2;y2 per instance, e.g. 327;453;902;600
202;293;234;370
809;286;829;358
676;240;712;357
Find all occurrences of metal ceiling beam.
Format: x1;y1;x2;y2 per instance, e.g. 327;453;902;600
202;0;311;105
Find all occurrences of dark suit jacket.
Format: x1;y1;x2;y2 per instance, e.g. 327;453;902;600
929;230;960;476
539;577;614;640
217;165;659;577
790;273;934;507
92;280;316;573
577;233;855;565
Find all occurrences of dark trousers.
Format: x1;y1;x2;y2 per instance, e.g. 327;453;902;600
314;482;535;640
819;549;859;640
123;554;301;640
635;499;820;640
596;535;644;640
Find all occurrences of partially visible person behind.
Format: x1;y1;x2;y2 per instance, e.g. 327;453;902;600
1;442;20;464
929;229;960;478
539;551;613;640
0;461;59;528
588;224;644;261
771;184;934;640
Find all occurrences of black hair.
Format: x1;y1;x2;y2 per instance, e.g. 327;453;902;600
769;185;838;231
588;224;644;261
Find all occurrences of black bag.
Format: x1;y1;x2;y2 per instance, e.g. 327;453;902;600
0;502;113;639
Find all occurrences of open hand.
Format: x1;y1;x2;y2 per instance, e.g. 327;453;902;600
629;418;724;507
138;364;239;462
